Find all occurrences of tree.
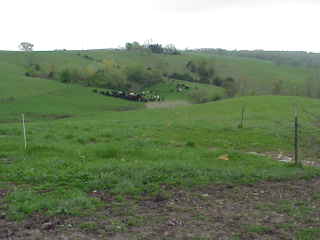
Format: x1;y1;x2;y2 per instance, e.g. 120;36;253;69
212;77;224;87
148;44;164;54
223;77;238;97
126;64;163;88
125;42;132;50
125;41;142;51
186;59;215;84
188;88;222;103
60;69;72;83
164;44;180;55
272;80;283;95
19;42;34;51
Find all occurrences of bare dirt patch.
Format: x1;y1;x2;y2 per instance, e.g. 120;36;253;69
1;178;320;239
248;151;320;167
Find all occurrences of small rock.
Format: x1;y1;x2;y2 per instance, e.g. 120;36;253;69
26;229;42;239
271;215;286;224
42;222;54;230
168;218;182;226
217;200;224;204
279;159;291;163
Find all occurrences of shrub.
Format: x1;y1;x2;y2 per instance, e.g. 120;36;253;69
213;77;224;87
168;72;194;82
59;69;73;83
126;64;163;87
223;77;238;97
186;141;196;147
188;88;223;103
186;59;215;84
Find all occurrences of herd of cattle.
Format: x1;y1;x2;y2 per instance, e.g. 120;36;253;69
93;83;192;103
93;89;163;102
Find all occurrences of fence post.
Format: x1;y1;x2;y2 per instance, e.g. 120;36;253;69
238;105;245;129
294;109;299;165
22;113;27;151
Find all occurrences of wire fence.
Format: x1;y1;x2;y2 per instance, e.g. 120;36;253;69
238;105;320;167
14;102;320;168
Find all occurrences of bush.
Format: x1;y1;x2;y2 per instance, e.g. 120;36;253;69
223;77;238;97
59;69;73;83
188;88;223;103
186;59;215;84
126;64;163;87
168;72;194;82
213;77;224;87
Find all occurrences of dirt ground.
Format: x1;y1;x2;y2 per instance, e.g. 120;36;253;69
1;177;320;240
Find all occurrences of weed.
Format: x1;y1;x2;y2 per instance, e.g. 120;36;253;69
64;134;74;139
245;224;272;233
79;222;99;231
5;188;101;220
125;216;146;227
186;141;196;147
94;147;121;159
296;228;320;240
312;192;320;200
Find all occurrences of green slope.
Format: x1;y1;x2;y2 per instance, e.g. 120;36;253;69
0;53;143;122
0;49;313;99
1;96;320;220
80;50;313;96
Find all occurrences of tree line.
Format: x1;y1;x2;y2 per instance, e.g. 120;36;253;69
125;41;180;55
195;48;320;68
25;59;163;91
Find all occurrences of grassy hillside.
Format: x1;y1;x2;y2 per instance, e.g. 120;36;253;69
1;95;320;220
0;52;144;122
147;78;224;101
80;50;313;96
1;49;320;235
0;50;224;123
0;50;313;99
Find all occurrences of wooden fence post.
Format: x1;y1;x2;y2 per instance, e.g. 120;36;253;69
294;108;299;165
238;105;246;129
22;114;27;151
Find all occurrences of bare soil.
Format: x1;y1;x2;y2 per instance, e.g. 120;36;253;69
1;178;320;239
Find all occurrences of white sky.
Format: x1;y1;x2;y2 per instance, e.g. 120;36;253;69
1;0;319;51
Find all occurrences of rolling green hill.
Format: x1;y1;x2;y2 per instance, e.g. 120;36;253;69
1;95;320;221
0;49;314;98
76;50;313;96
0;52;144;122
1;49;320;228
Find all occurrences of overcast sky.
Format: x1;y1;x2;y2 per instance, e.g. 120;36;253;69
1;0;319;51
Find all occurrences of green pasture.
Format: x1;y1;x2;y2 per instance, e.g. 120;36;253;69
0;50;319;220
1;95;320;219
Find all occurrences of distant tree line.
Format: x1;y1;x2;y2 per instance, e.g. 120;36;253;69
25;59;163;91
194;48;320;68
125;41;180;55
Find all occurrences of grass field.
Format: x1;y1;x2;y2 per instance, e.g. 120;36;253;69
0;50;313;97
1;95;320;220
81;50;313;96
1;50;320;239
